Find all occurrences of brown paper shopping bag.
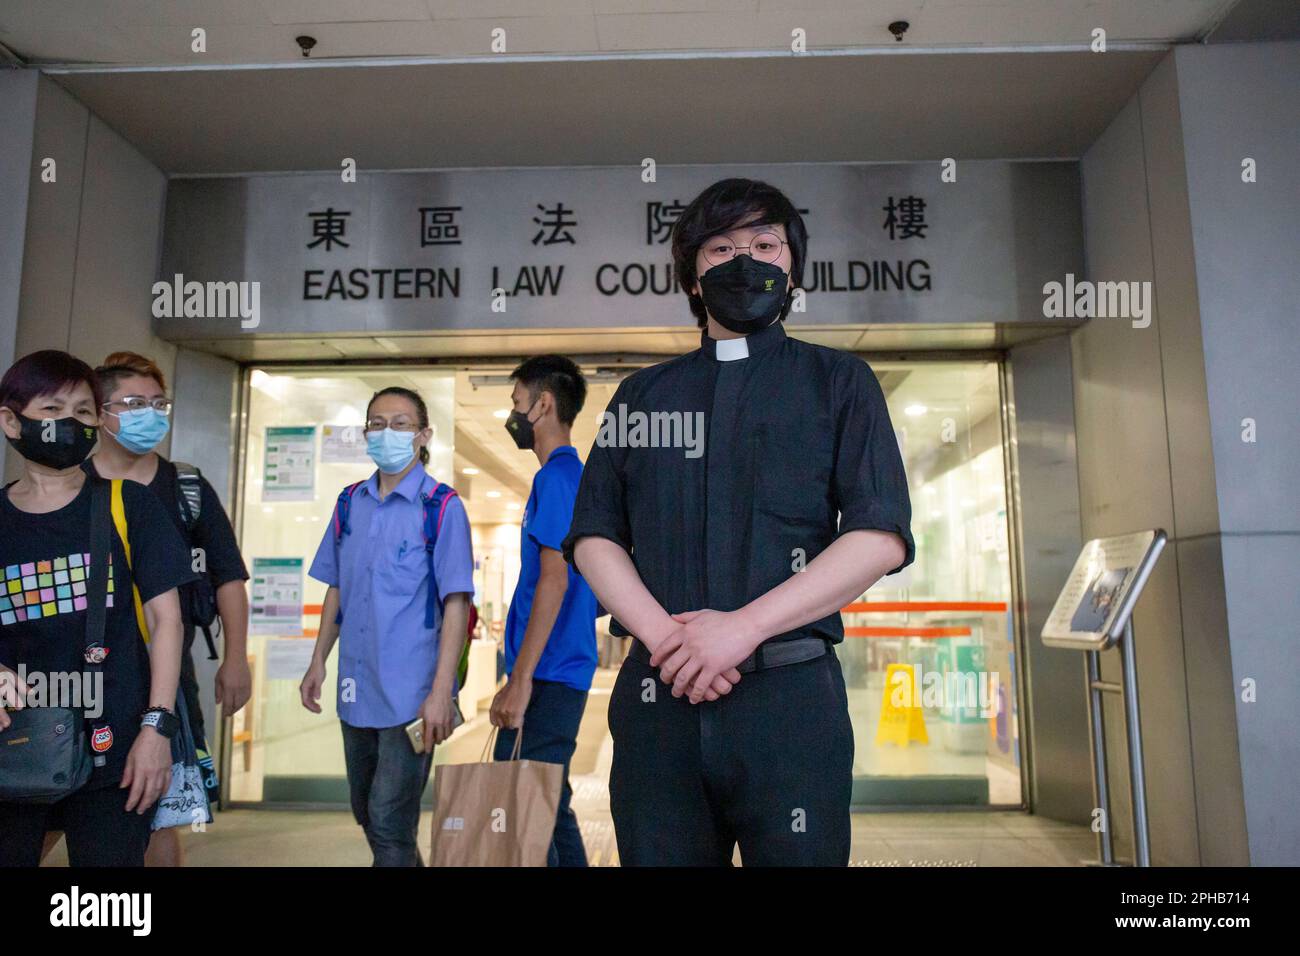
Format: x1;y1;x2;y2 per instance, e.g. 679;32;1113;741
429;725;563;867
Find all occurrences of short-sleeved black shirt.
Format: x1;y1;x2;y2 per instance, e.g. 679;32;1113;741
0;476;198;786
561;319;914;646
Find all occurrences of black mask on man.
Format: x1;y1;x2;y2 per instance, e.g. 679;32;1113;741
698;254;789;335
6;413;98;470
505;399;539;451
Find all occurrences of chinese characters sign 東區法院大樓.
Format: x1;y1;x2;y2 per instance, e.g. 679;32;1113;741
158;162;1080;337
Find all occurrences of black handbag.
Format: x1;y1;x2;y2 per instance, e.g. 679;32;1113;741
0;478;111;804
0;705;92;803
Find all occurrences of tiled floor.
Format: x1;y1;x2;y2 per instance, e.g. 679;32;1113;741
42;665;1096;867
41;804;1095;867
42;731;1094;867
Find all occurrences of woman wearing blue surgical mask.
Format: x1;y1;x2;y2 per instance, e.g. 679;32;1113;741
300;386;475;867
83;352;251;868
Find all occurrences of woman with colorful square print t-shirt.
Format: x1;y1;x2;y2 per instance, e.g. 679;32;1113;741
0;350;196;867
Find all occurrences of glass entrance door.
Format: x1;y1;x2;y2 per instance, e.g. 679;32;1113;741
224;357;1020;811
229;369;456;803
844;359;1021;806
225;363;623;806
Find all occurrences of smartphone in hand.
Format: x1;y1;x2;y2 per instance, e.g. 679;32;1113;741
404;699;464;753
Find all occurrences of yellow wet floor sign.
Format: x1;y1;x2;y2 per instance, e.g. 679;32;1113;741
876;663;929;747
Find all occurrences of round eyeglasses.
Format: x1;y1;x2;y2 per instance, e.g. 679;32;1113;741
702;231;788;267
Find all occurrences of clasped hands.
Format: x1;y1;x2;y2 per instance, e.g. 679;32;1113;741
647;608;759;705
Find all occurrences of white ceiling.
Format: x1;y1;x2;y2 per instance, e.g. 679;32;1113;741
2;2;1257;175
47;49;1171;173
0;1;1239;65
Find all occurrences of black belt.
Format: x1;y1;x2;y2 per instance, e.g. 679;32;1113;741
629;635;830;675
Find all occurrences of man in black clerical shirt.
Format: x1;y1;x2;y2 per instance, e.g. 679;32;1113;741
562;178;914;866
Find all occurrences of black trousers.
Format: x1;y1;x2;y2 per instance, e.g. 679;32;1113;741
0;783;155;867
608;647;854;866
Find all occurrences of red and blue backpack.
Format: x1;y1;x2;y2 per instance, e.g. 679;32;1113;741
331;476;476;687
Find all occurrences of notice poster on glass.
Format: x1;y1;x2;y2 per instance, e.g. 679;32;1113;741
265;637;317;680
321;423;371;464
263;426;316;501
250;557;304;635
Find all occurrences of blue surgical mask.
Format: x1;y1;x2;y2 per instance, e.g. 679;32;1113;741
366;428;417;474
109;407;170;455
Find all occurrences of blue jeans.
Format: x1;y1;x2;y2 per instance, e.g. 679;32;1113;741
492;678;589;867
340;720;434;867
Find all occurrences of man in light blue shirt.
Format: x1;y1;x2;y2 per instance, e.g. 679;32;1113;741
491;355;598;867
300;386;473;867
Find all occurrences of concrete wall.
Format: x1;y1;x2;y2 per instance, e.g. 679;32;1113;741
1075;42;1298;865
1173;41;1300;868
1005;336;1090;824
0;70;39;477
1081;51;1218;868
169;347;243;740
5;73;172;483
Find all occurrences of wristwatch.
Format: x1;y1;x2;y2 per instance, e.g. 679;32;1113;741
141;706;181;739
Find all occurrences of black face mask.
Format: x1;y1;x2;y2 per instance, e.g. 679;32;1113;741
698;254;790;334
6;413;98;470
505;399;539;451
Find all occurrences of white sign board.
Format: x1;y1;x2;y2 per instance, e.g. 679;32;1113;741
1042;530;1166;651
321;423;371;464
265;637;317;680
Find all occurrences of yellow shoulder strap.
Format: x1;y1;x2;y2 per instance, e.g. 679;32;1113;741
109;479;151;645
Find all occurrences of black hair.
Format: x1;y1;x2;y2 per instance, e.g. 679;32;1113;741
366;386;430;465
671;178;808;328
1;349;102;415
509;355;587;426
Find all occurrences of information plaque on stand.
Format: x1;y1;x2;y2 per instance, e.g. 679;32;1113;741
1041;529;1167;866
1043;530;1167;651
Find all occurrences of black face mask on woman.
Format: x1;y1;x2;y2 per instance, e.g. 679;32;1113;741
698;254;790;335
5;413;98;469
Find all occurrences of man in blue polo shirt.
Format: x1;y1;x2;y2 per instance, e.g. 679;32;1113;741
491;355;598;868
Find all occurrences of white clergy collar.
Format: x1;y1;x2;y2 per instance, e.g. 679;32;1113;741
714;337;750;362
700;318;786;361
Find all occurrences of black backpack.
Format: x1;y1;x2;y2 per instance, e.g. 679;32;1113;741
173;461;221;660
